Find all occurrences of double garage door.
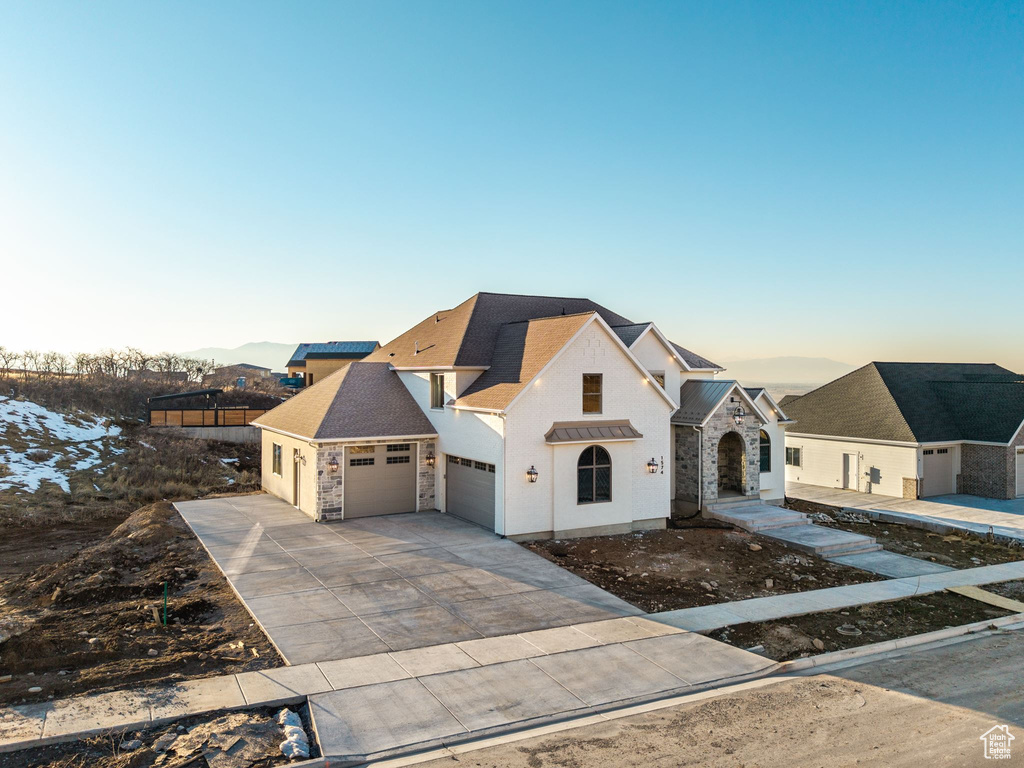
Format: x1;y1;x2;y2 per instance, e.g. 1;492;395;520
922;447;954;498
446;454;496;530
343;443;416;518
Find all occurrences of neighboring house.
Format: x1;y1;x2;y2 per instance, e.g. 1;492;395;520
286;341;380;387
210;363;272;378
783;363;1024;500
252;292;791;539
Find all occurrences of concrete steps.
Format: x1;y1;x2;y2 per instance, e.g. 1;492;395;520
707;503;883;558
704;497;766;513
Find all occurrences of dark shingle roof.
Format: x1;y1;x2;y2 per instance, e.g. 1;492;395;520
455;313;595;410
253;362;436;440
670;341;722;371
609;323;651;347
785;362;1024;443
365;293;632;369
288;341;379;366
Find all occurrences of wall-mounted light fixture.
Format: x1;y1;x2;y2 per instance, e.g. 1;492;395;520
425;451;436;467
733;406;746;426
526;465;539;483
327;456;339;474
646;457;659;474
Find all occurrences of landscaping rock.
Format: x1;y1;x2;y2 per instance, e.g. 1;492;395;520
748;543;763;552
147;648;159;657
121;739;143;751
812;638;825;651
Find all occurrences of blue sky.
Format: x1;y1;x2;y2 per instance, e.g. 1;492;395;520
2;1;1022;370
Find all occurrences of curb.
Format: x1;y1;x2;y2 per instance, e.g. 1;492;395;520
780;611;1024;673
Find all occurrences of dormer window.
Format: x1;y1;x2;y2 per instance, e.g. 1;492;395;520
651;372;665;388
582;374;602;413
430;373;445;409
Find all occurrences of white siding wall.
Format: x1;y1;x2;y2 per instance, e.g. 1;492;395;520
397;371;505;527
754;393;787;503
260;430;318;519
630;332;681;404
503;323;673;537
784;434;918;498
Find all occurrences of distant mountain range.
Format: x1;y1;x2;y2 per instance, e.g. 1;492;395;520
182;342;297;371
718;356;856;387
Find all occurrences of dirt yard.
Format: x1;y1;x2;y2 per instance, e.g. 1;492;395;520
524;526;881;613
708;592;1012;661
0;704;315;768
787;497;1024;568
0;501;280;707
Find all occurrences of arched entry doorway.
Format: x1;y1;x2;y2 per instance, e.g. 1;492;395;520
718;431;746;495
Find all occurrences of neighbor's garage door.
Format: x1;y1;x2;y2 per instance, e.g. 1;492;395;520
446;454;495;530
1016;448;1024;498
343;443;416;518
922;447;954;497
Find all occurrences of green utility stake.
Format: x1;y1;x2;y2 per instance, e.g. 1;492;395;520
163;582;168;626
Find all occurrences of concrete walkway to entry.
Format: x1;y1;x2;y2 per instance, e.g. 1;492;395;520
174;496;642;665
787;482;1024;542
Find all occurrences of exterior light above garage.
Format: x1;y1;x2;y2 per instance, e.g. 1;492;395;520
425;451;436;467
526;465;539;483
646;457;659;474
733;406;746;426
327;456;339;474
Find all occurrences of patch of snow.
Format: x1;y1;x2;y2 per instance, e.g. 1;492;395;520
219;457;239;464
139;441;156;451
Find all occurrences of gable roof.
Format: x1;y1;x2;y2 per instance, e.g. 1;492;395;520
363;293;633;369
613;322;723;372
454;313;596;410
785;362;1024;444
288;341;380;366
670;341;722;371
671;379;768;426
252;362;436;441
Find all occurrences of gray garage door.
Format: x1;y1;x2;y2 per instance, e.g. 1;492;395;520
446;454;495;530
344;443;416;518
922;447;954;497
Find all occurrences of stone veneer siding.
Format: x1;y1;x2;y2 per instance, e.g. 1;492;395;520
960;436;1022;500
314;438;437;521
674;426;701;504
902;477;919;500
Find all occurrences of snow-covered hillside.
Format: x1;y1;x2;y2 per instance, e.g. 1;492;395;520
0;397;122;493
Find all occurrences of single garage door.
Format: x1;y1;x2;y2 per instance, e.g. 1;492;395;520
446;454;495;530
343;443;416;518
1016;448;1024;498
922;447;954;497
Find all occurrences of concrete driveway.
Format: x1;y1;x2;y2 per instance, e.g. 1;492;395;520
175;495;641;665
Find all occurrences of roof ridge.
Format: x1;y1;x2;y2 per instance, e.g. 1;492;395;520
504;311;598;325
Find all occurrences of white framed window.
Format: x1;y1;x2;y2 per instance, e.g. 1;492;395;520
430;373;445;409
272;443;282;475
651;372;665;388
785;447;802;467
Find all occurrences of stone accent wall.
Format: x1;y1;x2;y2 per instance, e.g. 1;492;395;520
902;476;919;500
313;438;437;521
674;427;700;503
699;400;762;505
960;443;1016;500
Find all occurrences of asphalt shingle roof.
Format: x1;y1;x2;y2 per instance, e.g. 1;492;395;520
784;362;1024;444
252;362;436;440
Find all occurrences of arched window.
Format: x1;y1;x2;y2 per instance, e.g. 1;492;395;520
759;430;771;473
578;446;612;504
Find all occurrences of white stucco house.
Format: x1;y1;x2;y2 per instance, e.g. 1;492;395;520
783;362;1024;500
252;292;792;539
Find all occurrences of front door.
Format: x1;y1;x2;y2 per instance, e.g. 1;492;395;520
843;453;858;490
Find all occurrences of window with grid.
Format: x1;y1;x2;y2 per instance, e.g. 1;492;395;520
349;445;375;455
759;430;771;473
272;443;282;475
386;455;410;464
577;445;611;504
387;443;411;452
349;458;374;466
582;374;602;413
430;373;445;409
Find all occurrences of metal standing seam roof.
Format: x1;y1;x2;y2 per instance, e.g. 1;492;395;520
544;419;644;443
288;341;380;365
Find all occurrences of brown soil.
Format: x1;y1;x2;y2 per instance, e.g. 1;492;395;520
0;705;315;768
787;497;1024;568
984;579;1024;602
708;592;1012;661
0;502;280;707
524;526;881;613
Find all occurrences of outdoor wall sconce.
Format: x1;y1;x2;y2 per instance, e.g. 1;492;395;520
646;457;659;474
526;465;539;483
425;452;436;468
327;456;339;474
733;406;746;426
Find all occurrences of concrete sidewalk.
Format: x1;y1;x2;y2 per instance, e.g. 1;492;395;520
0;616;773;758
648;560;1024;631
787;482;1024;542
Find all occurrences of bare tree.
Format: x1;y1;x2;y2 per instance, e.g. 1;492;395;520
0;347;17;379
21;350;41;378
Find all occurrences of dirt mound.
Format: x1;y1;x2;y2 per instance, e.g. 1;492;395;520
26;502;185;603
